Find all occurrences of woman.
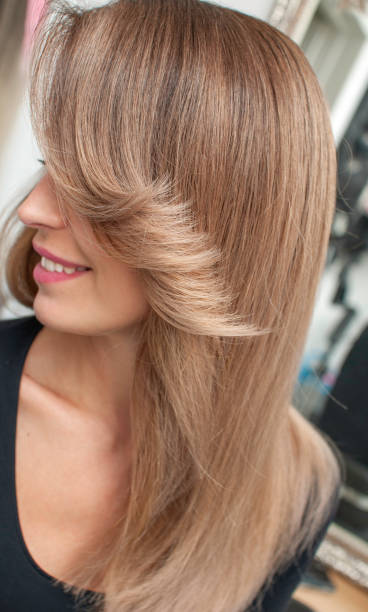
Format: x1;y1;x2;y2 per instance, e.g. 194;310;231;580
0;1;342;611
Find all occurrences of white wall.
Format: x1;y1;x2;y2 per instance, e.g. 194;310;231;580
210;0;274;20
76;0;275;19
0;92;40;213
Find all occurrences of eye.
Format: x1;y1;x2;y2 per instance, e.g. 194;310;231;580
37;159;46;166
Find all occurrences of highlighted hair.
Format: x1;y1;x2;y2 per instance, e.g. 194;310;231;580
0;1;342;610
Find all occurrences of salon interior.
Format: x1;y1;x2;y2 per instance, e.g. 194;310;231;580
1;1;368;611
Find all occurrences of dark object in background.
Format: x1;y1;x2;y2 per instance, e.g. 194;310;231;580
335;85;368;220
319;324;368;466
329;85;368;267
317;324;368;540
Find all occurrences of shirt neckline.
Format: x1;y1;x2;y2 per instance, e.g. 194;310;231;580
9;314;104;598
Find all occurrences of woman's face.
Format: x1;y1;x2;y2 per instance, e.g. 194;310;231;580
17;172;150;336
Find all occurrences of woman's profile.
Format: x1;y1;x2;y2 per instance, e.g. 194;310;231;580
0;1;342;611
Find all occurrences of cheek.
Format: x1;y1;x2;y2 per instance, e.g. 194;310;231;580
94;263;149;317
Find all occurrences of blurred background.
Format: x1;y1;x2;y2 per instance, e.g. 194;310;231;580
1;1;368;610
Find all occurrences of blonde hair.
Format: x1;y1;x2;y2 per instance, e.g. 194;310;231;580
0;1;342;610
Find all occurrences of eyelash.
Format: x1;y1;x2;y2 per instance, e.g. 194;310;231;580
37;159;46;166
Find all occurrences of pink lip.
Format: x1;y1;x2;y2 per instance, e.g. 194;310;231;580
32;241;91;269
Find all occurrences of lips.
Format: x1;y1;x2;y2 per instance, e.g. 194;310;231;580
32;241;91;269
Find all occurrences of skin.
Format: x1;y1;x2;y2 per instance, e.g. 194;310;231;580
17;171;150;446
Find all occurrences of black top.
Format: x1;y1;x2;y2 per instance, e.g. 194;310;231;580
0;314;340;612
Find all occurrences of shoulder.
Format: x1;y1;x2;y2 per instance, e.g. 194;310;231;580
0;315;43;384
0;315;26;332
0;314;40;336
248;485;340;612
0;314;42;346
0;315;27;360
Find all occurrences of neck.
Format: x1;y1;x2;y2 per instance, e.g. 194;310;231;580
23;324;138;443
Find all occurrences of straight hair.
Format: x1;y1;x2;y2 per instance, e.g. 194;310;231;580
0;1;342;610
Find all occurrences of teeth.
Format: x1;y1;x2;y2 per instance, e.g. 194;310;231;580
41;256;85;274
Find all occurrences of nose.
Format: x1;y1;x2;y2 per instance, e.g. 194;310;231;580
17;173;67;230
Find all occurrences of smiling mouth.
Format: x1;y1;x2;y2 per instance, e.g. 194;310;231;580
32;241;92;270
33;261;91;283
39;255;91;273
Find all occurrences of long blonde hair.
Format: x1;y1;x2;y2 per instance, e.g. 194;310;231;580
0;1;342;610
